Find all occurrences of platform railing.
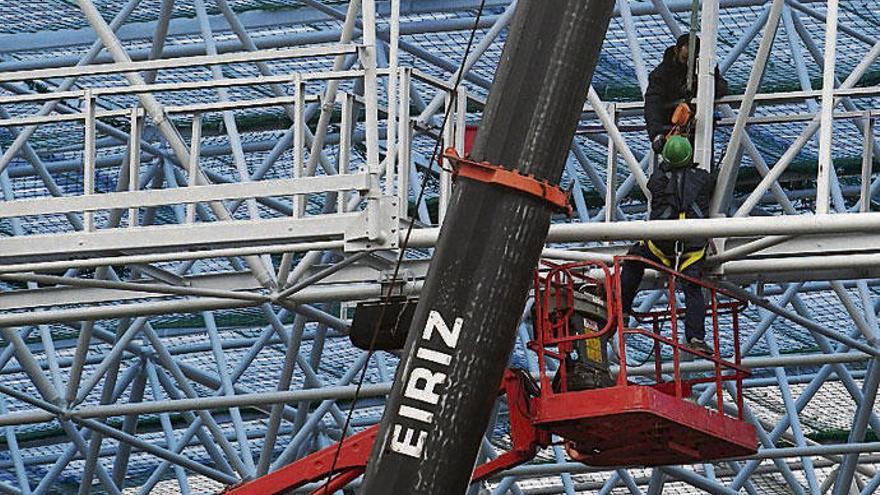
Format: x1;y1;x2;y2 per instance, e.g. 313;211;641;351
0;46;420;270
531;258;750;420
531;260;615;394
613;255;750;419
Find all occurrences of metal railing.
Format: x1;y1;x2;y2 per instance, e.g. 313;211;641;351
531;258;750;420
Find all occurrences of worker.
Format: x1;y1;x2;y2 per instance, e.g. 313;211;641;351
644;33;728;155
618;33;728;354
618;146;715;352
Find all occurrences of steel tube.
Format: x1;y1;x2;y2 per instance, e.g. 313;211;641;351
833;359;880;495
815;0;839;214
0;397;30;495
719;282;880;357
711;0;784;214
78;321;132;495
0;45;354;84
110;368;148;488
861;115;874;212
269;352;371;469
255;315;308;476
0;272;269;303
766;329;821;493
722;252;880;277
693;0;720;171
0;240;343;275
729;321;880;488
203;309;258;475
407;212;880;246
139;325;250;479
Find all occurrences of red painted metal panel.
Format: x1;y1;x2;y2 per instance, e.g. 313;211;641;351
222;427;377;495
534;386;756;466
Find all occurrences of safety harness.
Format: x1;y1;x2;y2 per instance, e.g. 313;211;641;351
645;165;707;272
646;238;705;272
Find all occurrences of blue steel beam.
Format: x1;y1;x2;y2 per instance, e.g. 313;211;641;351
144;362;192;495
0;342;123;495
18;364;142;494
269;352;370;471
726;381;810;495
0;397;30;495
833;358;880;495
78;320;139;495
132;300;348;491
764;328;821;493
110;362;149;490
726;322;877;491
256;314;309;475
0;0;512;55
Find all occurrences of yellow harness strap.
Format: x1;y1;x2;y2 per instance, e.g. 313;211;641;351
646;215;706;272
645;240;705;271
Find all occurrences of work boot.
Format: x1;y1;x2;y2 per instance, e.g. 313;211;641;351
686;337;712;355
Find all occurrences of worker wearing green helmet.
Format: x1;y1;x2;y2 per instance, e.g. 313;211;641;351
661;134;693;168
618;34;726;354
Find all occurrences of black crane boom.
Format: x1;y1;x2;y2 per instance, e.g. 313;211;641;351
362;1;615;493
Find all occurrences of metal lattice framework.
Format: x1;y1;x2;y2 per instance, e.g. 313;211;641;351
0;0;879;494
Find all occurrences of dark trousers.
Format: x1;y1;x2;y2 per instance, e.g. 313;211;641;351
619;242;706;341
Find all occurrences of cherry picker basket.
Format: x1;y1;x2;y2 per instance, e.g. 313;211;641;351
529;257;757;467
223;257;759;495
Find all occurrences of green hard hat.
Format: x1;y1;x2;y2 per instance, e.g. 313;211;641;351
662;135;693;168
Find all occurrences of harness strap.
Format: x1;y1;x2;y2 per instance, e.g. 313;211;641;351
645;240;706;272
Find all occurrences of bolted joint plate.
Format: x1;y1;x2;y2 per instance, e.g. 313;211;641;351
344;195;399;252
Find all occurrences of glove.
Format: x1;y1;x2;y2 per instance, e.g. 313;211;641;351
671;102;692;126
652;135;666;154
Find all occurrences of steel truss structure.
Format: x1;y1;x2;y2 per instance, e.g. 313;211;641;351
0;0;878;494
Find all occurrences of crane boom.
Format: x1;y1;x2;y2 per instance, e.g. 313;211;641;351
361;1;615;492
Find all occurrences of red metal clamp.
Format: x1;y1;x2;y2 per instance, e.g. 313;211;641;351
442;148;573;215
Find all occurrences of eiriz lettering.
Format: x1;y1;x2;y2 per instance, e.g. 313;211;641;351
389;310;463;458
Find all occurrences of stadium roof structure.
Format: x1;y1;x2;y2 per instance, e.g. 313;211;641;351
0;0;879;494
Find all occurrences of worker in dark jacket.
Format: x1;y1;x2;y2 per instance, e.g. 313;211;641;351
618;33;727;353
644;34;729;154
618;150;715;352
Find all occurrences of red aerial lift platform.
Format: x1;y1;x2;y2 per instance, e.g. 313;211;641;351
224;258;757;495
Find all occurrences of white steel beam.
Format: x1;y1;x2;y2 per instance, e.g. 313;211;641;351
0;45;357;84
407;212;880;246
0;213;360;263
0;173;369;220
815;0;839;214
693;0;720;171
0;272;265;312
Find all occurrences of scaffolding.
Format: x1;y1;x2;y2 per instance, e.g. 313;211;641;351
0;0;878;494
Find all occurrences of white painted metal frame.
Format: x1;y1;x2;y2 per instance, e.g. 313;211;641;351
0;1;879;495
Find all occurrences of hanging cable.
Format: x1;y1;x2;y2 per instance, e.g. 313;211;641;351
320;2;490;492
685;0;700;96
